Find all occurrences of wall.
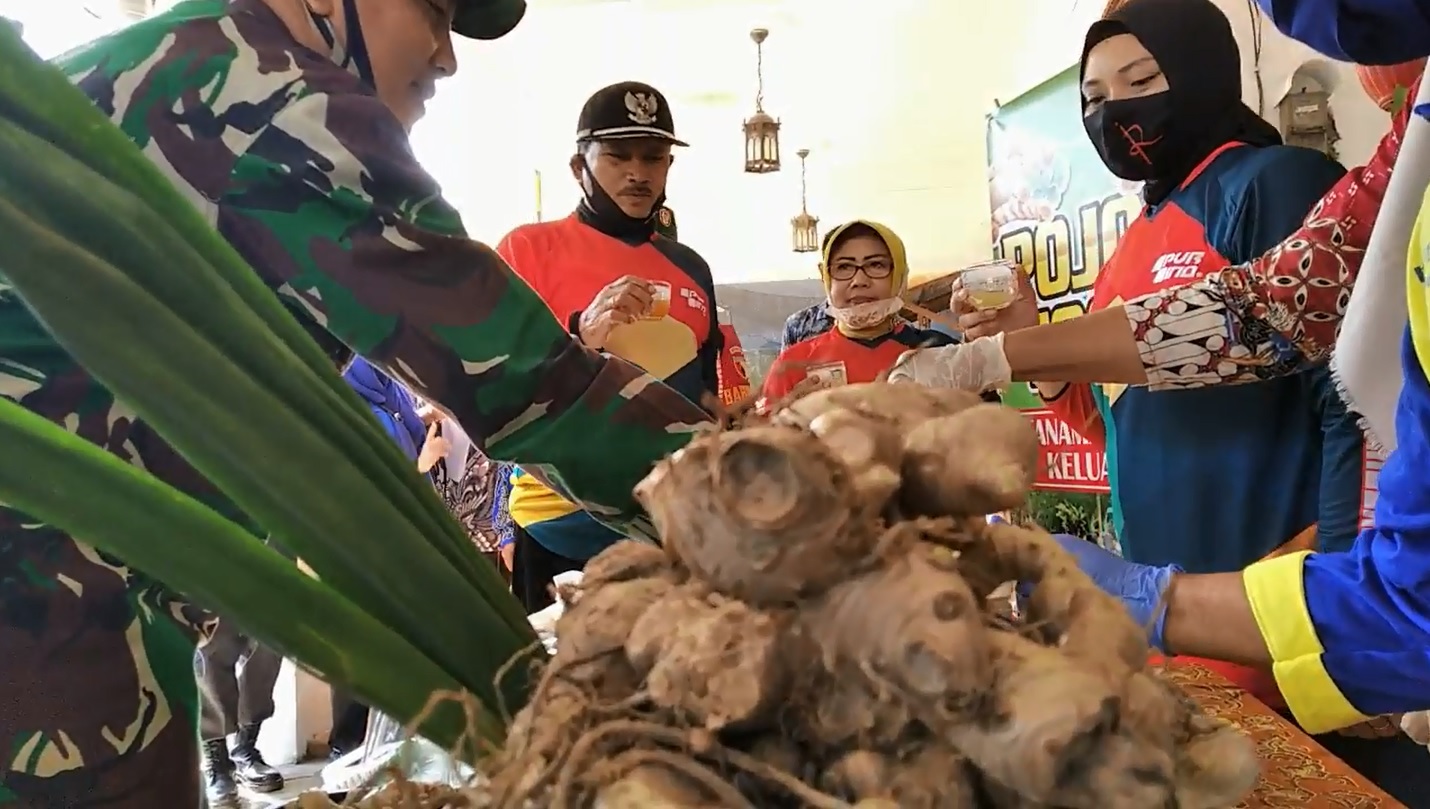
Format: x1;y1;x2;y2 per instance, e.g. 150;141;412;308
996;0;1388;165
414;0;1007;284
417;0;1389;287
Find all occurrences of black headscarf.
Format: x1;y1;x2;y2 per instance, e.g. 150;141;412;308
1080;0;1282;204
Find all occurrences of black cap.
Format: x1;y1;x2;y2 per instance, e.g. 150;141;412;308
452;0;526;40
576;81;689;146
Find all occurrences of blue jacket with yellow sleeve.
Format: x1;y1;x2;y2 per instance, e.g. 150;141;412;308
1246;205;1430;733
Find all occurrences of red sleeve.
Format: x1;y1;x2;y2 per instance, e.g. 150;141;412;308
1042;384;1107;448
761;345;808;402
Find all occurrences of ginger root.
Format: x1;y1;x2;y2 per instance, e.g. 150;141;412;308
461;384;1260;809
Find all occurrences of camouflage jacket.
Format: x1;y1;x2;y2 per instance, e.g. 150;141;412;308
0;0;707;803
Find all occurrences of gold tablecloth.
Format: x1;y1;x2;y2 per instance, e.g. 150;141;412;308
1166;662;1404;808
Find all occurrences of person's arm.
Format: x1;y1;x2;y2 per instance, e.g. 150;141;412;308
222;91;709;533
1065;338;1430;732
700;324;725;404
1257;0;1430;64
998;104;1407;388
1174;522;1430;735
1054;537;1429;735
697;276;724;402
780;310;804;352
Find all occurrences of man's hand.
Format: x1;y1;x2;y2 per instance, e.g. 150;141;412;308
1044;533;1181;651
952;266;1040;339
500;542;515;572
887;334;1013;391
417;421;449;474
578;275;654;349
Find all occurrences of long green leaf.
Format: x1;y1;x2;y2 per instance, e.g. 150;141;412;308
0;117;513;625
2;26;533;633
0;22;345;385
0;395;502;752
0;22;513;614
0;198;532;711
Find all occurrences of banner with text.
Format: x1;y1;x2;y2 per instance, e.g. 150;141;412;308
987;66;1134;493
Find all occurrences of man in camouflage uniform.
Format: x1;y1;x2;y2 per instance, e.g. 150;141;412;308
0;0;711;805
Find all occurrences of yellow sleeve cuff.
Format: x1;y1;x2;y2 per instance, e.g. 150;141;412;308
1243;552;1370;734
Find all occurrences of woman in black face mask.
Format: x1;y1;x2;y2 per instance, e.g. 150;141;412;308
918;0;1407;788
1079;0;1288;204
1074;0;1423;798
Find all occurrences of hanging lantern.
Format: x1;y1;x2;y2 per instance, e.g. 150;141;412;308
742;28;781;173
791;149;819;253
1355;58;1427;112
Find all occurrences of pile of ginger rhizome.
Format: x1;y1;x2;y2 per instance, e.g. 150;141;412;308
334;383;1263;809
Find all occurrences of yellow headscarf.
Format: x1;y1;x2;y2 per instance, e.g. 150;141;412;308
820;219;910;338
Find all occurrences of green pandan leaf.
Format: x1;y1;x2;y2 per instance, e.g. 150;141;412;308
0;24;541;755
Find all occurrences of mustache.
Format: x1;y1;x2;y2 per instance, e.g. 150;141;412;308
618;185;653;196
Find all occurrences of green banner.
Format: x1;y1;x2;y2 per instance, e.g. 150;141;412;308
987;66;1138;493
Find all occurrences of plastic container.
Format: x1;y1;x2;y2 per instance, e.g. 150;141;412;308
960;260;1018;311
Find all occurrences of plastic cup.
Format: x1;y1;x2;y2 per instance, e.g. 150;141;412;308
960;260;1018;311
644;281;672;320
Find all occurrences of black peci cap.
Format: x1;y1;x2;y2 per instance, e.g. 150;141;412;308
452;0;527;41
576;81;689;146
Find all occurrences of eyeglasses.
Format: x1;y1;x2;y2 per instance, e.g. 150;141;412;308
827;258;894;281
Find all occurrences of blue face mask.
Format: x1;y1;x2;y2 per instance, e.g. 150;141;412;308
309;0;375;86
1256;0;1430;64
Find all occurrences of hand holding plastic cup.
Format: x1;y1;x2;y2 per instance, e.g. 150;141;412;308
643;281;672;320
959;260;1019;312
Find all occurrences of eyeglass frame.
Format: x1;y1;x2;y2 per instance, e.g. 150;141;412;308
826;258;896;281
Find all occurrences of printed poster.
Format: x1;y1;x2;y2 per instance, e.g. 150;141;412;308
988;66;1136;493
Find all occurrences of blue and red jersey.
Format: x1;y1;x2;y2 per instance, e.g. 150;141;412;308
1045;142;1362;704
497;213;720;560
1047;143;1361;572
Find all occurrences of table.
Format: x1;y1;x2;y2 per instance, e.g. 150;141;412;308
1166;663;1404;808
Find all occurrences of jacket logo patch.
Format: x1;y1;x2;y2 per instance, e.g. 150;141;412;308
680;287;708;315
1150;250;1207;285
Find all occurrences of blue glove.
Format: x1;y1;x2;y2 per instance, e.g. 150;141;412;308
1042;534;1181;652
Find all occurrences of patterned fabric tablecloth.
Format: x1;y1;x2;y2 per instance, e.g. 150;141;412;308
1166;662;1404;808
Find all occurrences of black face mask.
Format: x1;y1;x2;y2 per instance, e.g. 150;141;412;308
1083;93;1175;182
575;155;664;244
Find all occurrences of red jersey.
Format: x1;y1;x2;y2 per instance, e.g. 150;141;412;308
762;323;955;401
716;322;751;406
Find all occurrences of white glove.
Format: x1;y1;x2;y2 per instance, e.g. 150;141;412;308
887;333;1013;392
1401;711;1430;745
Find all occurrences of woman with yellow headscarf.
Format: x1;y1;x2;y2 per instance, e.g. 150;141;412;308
761;220;958;401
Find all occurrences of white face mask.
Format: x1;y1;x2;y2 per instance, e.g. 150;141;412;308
826;297;905;331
